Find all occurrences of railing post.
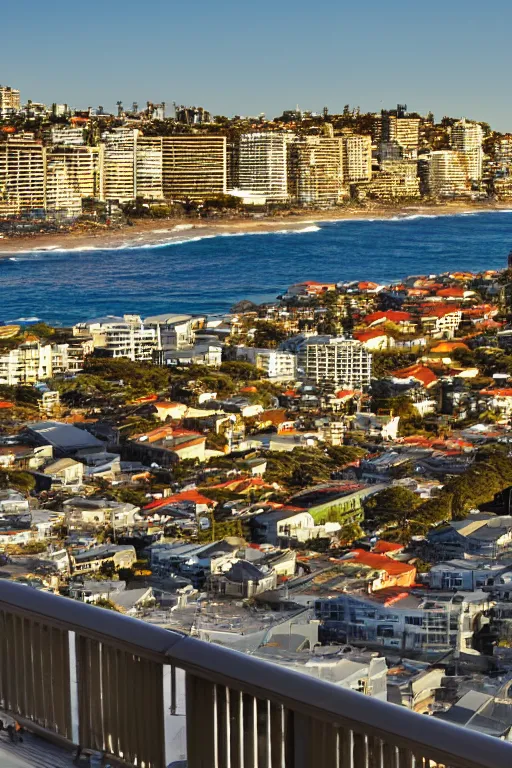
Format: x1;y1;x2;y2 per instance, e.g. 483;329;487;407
68;630;79;745
163;664;187;766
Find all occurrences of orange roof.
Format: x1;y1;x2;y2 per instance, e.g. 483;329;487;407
430;341;469;353
391;363;438;388
336;390;356;400
373;541;404;554
353;329;389;343
436;287;465;298
240;386;258;393
357;281;380;291
364;310;412;325
421;306;460;318
0;401;14;409
480;389;512;397
144;489;215;510
345;550;416;577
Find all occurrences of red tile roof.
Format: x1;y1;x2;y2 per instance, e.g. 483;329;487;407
373;541;404;554
345;550;416;577
144;489;215;510
364;310;412;325
391;363;438;388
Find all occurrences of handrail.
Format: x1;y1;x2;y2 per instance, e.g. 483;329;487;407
1;580;511;768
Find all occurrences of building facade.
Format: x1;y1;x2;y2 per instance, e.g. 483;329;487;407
298;337;372;388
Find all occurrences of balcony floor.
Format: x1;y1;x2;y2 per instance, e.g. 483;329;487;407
0;730;74;768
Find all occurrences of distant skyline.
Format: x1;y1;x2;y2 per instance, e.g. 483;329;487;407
3;0;512;131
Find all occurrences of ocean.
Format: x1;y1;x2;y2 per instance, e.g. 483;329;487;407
2;210;512;326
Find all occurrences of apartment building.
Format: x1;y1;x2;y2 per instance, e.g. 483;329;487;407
0;340;69;385
234;133;291;203
450;119;484;181
162;136;227;200
233;346;297;380
101;127;137;202
45;146;100;217
136;136;164;200
368;160;420;199
0;85;21;117
298;337;372;388
50;127;86;146
288;137;344;206
341;135;372;183
73;315;157;361
429;151;471;197
381;109;420;158
0;134;45;216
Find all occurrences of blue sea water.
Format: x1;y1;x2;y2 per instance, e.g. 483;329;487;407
1;211;512;326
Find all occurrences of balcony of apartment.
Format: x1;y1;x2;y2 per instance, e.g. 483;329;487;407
0;580;510;768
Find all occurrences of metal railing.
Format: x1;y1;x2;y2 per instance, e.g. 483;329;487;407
0;580;510;768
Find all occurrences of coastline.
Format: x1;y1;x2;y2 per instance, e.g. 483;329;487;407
1;200;511;256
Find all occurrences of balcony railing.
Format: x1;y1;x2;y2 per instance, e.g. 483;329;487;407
0;580;510;768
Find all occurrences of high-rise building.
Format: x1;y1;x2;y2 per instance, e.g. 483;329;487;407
101;128;137;202
429;150;470;197
369;160;420;199
0;85;21;117
0;134;45;216
234;133;292;203
45;146;101;217
288;136;344;206
341;135;372;184
136;136;164;200
162;136;227;200
450;119;484;181
298;337;372;388
50;127;86;146
381;106;420;159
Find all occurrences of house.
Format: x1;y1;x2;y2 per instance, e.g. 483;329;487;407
250;509;317;546
427;514;512;560
354;412;401;440
479;389;512;417
353;329;394;350
420;307;462;338
429;560;512;591
19;421;104;458
128;425;207;466
208;560;277;598
315;590;490;655
363;310;416;334
436;691;512;739
72;544;137;573
63;497;139;530
42;458;84;488
340;550;417;590
427;341;469;364
390;363;438;389
144;490;216;518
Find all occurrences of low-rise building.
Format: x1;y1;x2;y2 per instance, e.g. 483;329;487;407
72;544;137;574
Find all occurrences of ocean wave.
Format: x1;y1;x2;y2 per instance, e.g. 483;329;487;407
13;316;41;322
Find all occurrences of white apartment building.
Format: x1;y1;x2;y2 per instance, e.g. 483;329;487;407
0;85;21;117
234;133;292;203
50;127;86;146
381;115;420;158
450;119;484;181
143;313;197;350
73;315;157;361
0;134;45;216
101;128;137;202
288;137;344;206
298;337;372;388
233;346;297;380
429;151;470;197
0;340;69;385
341;135;372;183
136;136;164;200
369;160;420;199
45;146;100;217
162;136;227;200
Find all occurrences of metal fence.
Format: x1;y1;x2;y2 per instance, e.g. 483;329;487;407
0;580;511;768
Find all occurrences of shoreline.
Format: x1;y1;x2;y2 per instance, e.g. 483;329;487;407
1;201;512;256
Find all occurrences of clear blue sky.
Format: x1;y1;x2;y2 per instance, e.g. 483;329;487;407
2;0;511;130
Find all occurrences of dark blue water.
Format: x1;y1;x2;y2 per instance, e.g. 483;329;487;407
2;211;512;326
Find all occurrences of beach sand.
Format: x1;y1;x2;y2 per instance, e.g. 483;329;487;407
0;200;511;256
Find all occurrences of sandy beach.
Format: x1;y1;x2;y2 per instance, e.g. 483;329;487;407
0;200;511;256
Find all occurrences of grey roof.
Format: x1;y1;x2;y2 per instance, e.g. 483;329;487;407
74;544;135;563
113;587;152;610
24;422;103;451
225;561;268;583
143;313;193;324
